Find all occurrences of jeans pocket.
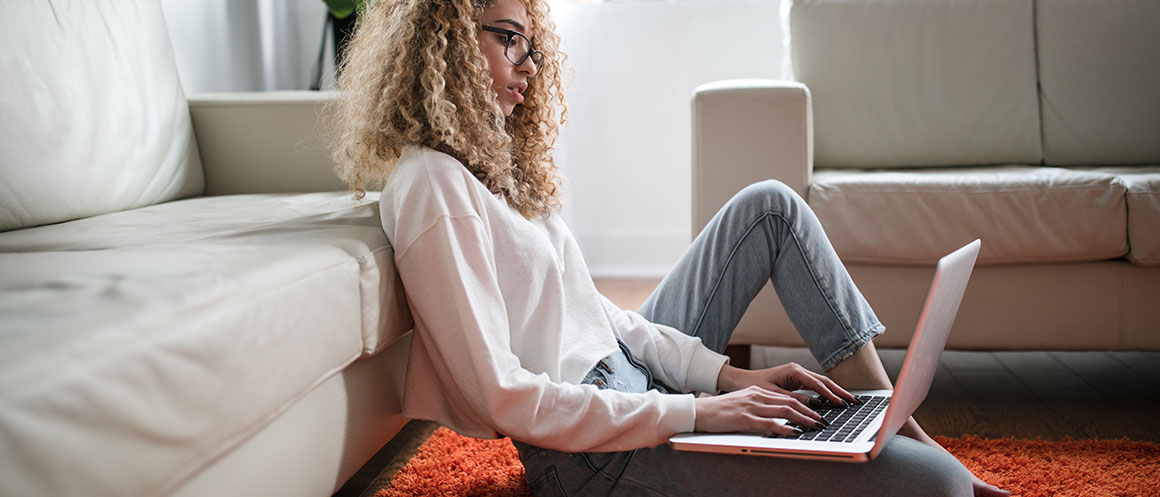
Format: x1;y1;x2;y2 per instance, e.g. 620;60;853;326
527;466;567;497
581;363;611;390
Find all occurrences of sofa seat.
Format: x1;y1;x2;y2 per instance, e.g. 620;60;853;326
1089;166;1160;265
0;192;408;496
808;166;1134;265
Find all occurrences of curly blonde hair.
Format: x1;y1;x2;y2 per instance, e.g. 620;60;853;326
327;0;567;219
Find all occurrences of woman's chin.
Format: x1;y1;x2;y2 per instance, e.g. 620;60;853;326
492;92;519;116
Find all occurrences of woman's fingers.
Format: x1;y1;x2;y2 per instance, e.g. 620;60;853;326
767;385;828;410
813;373;859;404
787;366;859;406
759;416;809;437
749;388;823;427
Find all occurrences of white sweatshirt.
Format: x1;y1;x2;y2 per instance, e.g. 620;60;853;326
379;145;728;452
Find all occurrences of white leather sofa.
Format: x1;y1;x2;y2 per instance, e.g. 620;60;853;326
694;0;1160;351
0;2;413;496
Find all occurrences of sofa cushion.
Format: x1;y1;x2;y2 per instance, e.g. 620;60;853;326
1037;0;1160;165
0;193;409;496
788;0;1042;168
1089;167;1160;266
808;167;1128;265
0;0;204;232
0;192;409;355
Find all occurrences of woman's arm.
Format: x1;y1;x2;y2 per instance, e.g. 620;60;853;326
397;214;697;452
596;294;727;395
594;296;857;434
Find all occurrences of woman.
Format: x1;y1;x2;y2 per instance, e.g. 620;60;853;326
329;0;1006;495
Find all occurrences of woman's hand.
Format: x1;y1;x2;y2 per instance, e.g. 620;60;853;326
693;386;828;436
716;362;859;407
692;362;860;436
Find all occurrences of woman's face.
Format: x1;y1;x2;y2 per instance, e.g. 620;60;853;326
476;0;539;116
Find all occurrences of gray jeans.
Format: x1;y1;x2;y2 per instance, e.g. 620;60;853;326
514;180;973;496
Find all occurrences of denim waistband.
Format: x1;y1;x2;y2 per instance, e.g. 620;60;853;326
580;340;652;394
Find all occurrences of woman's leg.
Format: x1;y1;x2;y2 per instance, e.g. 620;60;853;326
636;179;882;371
628;179;996;495
636;179;935;441
517;434;973;497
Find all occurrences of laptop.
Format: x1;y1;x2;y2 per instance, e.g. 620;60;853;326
669;239;981;463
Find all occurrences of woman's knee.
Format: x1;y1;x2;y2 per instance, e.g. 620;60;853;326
873;437;974;496
729;179;806;217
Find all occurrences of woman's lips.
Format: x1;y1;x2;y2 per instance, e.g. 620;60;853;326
508;87;524;104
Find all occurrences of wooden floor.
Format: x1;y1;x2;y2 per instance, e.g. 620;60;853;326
596;278;1160;442
754;347;1160;442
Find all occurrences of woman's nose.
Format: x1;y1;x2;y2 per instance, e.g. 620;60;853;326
517;56;538;78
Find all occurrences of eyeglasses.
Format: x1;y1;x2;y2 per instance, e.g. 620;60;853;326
480;25;544;68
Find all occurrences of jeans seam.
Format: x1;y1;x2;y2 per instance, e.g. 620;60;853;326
692;209;860;356
614;474;672;496
767;212;860;342
532;466;569;497
688;211;766;342
579;453;603;478
771;212;884;371
581;450;637;481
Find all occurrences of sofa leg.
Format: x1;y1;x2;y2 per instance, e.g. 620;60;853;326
724;344;751;370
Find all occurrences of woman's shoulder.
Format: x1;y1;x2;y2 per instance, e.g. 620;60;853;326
390;145;476;190
382;145;495;223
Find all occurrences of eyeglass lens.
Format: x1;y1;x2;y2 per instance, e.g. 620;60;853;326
503;32;542;66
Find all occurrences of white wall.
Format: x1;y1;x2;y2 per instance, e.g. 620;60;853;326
552;0;786;276
162;0;789;278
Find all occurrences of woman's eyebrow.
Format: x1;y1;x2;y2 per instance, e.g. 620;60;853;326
494;18;526;33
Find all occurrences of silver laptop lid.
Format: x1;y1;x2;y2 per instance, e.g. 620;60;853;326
870;239;980;458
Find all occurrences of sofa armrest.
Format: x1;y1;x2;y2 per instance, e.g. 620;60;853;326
691;79;813;236
188;91;347;195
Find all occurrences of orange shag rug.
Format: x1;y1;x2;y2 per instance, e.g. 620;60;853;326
378;428;1160;497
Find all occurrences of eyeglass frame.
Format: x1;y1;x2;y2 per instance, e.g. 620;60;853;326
479;25;544;69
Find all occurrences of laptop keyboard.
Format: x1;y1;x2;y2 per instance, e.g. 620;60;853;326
778;394;890;443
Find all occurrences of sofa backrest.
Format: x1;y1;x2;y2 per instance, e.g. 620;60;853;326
789;0;1160;170
0;0;204;232
1037;0;1160;165
789;0;1043;169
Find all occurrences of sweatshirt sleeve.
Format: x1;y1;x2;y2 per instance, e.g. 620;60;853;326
394;213;699;452
598;294;729;395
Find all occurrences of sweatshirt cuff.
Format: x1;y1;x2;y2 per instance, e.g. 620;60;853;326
656;392;698;439
685;345;730;394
